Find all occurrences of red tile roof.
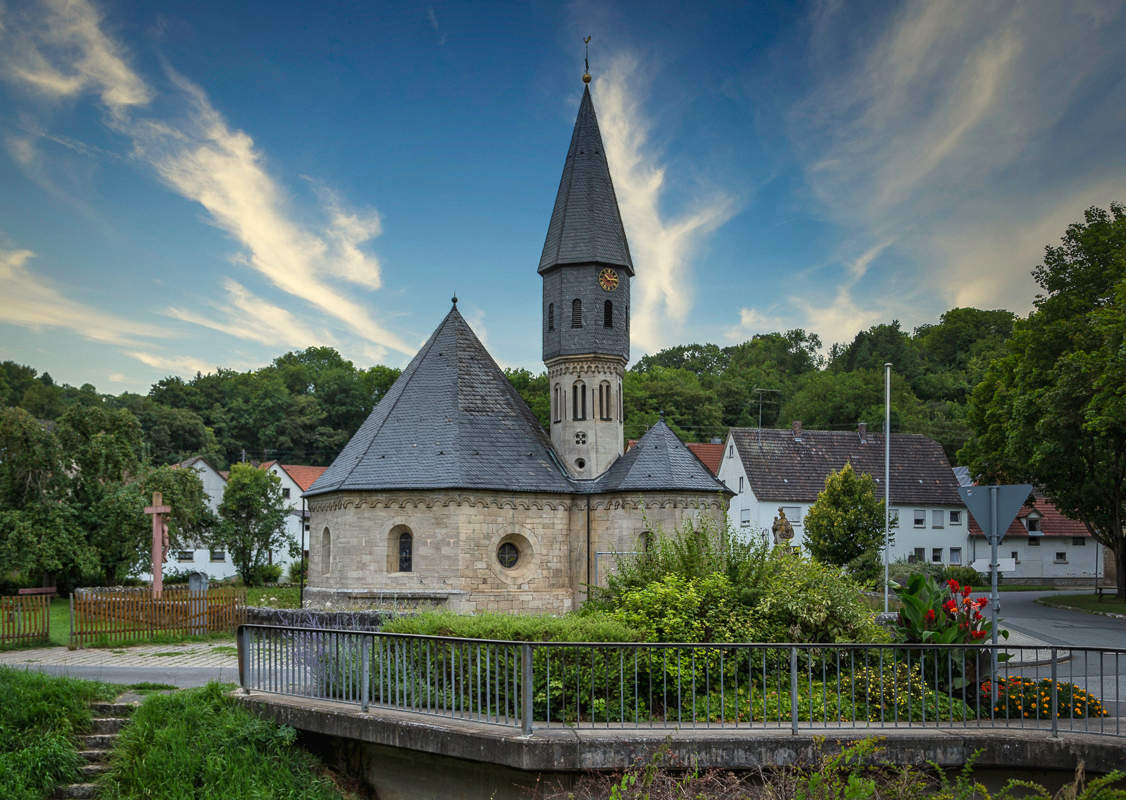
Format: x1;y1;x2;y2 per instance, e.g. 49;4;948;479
968;493;1090;538
277;464;329;492
685;442;723;476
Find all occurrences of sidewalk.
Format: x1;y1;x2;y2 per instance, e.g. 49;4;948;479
0;641;240;687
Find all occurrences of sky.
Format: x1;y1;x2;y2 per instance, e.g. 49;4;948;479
1;0;1125;394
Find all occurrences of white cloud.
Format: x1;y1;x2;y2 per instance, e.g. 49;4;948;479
723;307;786;343
593;55;737;354
788;0;1126;322
2;0;415;358
0;246;171;346
123;350;217;376
166;279;337;349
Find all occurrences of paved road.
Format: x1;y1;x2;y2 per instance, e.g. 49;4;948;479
996;591;1126;649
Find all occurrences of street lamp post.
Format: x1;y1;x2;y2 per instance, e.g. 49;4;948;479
884;362;892;614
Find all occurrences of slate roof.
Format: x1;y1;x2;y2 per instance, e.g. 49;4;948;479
591;420;731;495
627;439;724;476
968;493;1090;539
538;84;635;276
306;305;575;496
730;427;961;505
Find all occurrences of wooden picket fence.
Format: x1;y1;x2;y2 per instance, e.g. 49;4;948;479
71;586;246;647
0;594;51;645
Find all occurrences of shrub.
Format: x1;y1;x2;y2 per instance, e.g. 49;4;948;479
610;573;755;644
842;660;974;722
382;610;641;642
287;557;307;584
981;677;1109;720
246;563;283;586
942;565;986;587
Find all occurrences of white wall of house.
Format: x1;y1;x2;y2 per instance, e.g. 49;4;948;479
971;535;1103;582
263;464;308;574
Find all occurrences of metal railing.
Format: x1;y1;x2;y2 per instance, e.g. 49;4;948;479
236;624;1124;738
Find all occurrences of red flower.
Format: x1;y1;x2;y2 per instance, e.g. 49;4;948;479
976;597;989;608
971;630;987;640
962;585;972;598
925;609;936;622
973;611;983;621
943;599;957;613
947;579;960;591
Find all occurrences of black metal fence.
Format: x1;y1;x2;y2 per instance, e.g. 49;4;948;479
236;624;1123;738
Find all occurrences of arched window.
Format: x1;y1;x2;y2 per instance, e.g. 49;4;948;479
321;527;331;576
604;300;613;328
573;380;587;420
599;381;612;420
571;299;583;328
399;531;413;573
548;303;554;331
553;383;562;423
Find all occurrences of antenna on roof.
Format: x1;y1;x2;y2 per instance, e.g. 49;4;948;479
752;387;781;447
583;36;592;84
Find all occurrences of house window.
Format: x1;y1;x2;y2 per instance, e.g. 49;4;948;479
949;510;962;525
1011;551;1020;563
177;551;194;563
932;548;943;563
913;510;926;528
1072;537;1086;546
932;510;944;528
1027;517;1041;532
889;509;899;525
781;506;801;525
604;300;613;328
282;488;290;499
399;531;413;573
1054;552;1067;563
1028;537;1041;546
209;549;226;562
950;547;962;565
739;476;744;493
740;508;751;528
571;299;582;328
913;547;925;563
728;445;734;458
573;381;587;420
548;303;554;331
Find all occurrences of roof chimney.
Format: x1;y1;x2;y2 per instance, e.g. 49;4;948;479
710;435;722;444
858;422;867;442
791;420;803;442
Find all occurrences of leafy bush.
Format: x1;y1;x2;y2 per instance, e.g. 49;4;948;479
287;557;307;584
610;574;755;643
804;462;895;568
247;563;283;586
981;677;1109;720
161;567;195;585
842;660;975;722
100;682;350;800
942;565;986;587
382;610;641;642
0;667;117;800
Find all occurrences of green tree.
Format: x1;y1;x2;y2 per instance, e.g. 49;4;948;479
623;367;724;442
504;368;550;428
960;203;1126;598
213;464;291;585
804;462;895;570
779;369;922;433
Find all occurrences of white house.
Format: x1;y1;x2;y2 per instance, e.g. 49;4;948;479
260;461;326;570
718;422;970;567
968;492;1104;586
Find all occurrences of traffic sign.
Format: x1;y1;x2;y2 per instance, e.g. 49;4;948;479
958;484;1032;541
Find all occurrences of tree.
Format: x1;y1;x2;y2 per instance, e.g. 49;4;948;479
960;203;1126;599
213;463;291;585
779;369;922;433
804;463;895;574
504;368;549;428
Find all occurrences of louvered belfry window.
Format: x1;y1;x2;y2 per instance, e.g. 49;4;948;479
572;299;582;328
604;300;613;328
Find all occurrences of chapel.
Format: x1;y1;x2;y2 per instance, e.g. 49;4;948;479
303;76;731;614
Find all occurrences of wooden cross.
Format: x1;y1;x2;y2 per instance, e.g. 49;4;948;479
144;491;171;598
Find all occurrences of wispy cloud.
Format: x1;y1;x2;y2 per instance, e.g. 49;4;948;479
2;0;415;360
787;1;1126;328
594;55;737;355
724;307;786;343
166;279;336;349
123;350;218;376
0;246;170;346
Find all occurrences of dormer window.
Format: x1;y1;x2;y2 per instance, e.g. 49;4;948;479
1027;516;1041;532
571;299;583;328
548;303;554;331
604;300;613;328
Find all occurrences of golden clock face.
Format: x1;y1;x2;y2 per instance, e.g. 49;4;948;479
598;268;619;292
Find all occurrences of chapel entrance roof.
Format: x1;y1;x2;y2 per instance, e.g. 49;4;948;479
537;84;635;276
305;304;574;496
587;419;731;495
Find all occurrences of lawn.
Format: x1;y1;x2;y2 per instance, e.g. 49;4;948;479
1037;592;1126;615
245;584;301;608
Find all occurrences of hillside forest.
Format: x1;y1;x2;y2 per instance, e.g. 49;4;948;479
0;306;1015;468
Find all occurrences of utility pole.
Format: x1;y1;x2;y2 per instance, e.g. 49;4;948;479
884;363;892;614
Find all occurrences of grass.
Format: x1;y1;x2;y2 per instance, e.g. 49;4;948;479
0;666;119;800
245;585;302;608
1037;593;1126;615
99;682;360;800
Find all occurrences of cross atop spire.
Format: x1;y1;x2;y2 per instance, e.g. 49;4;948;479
537;82;634;275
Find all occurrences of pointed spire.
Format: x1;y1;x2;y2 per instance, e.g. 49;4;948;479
537;83;634;276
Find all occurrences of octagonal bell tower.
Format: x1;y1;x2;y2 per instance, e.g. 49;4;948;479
539;75;633;479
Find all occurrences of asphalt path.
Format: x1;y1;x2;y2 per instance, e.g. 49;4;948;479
6;664;239;688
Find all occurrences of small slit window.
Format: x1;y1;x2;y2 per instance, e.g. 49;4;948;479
399;531;413;573
571;299;582;328
548;302;554;331
603;300;613;328
553;383;562;423
321;528;331;575
573;381;587;420
599;381;612;420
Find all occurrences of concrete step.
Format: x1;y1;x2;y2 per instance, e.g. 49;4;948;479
90;717;128;734
77;749;111;764
56;783;99;799
79;763;109;779
89;702;134;717
78;734;117;750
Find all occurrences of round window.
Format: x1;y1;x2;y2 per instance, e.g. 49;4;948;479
497;541;520;569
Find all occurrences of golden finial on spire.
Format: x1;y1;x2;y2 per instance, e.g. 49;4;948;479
583;36;592;83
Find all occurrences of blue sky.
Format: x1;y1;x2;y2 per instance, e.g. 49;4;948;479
2;0;1125;393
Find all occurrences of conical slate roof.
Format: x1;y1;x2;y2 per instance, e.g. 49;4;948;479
589;419;730;495
306;305;574;496
538;84;635;276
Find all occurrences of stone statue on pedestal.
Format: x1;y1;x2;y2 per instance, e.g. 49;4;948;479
772;507;794;552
